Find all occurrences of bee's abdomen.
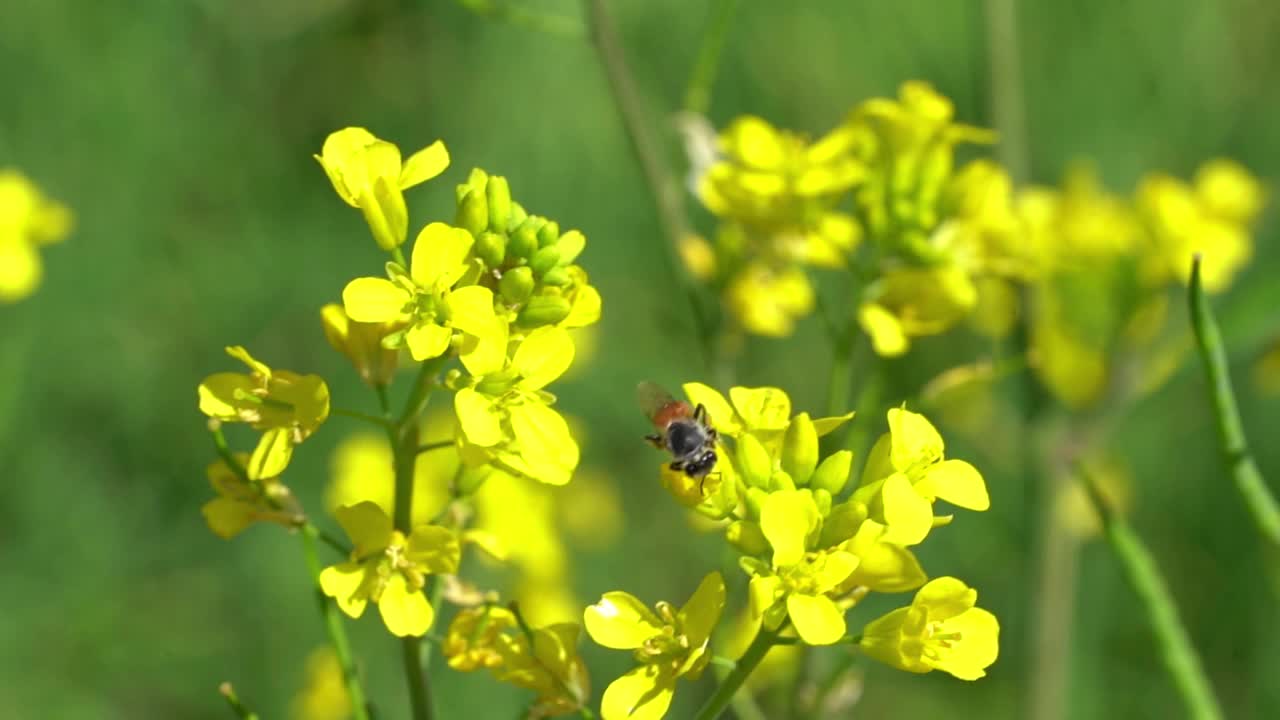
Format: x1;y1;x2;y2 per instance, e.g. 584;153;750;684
667;421;708;457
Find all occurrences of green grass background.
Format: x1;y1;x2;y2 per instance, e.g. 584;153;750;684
2;0;1278;717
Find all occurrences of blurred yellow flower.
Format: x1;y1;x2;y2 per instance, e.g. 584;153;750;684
316;127;449;251
325;430;451;526
859;576;999;680
290;648;350;720
320;303;403;387
585;572;725;720
0;168;72;303
444;605;518;672
198;346;330;479
319;501;460;637
858;264;977;357
201;454;299;539
726;262;815;337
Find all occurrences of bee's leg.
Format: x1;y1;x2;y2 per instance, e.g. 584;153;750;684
645;433;666;449
669;460;685;473
693;403;709;424
699;470;720;495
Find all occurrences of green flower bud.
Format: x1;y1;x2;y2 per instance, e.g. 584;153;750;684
507;201;528;232
781;412;819;485
811;450;853;495
466;167;489;191
769;470;796;492
744;487;768;519
475;231;506;268
541;267;572;287
555;229;586;265
736;433;773;489
517;295;572;327
456;189;488;237
537;220;560;248
813;488;832;516
818;500;868;547
529;246;561;275
509;222;540;260
486;176;511;231
726;520;769;556
499;266;535;304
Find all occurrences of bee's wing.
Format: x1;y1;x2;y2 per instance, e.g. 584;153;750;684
636;381;678;423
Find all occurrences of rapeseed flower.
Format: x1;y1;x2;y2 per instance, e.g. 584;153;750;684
860;576;999;680
201;454;299;539
320;303;404;387
0;168;72;303
316;127;449;251
584;572;725;720
319;501;459;636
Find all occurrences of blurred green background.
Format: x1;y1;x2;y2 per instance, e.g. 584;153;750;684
2;0;1279;717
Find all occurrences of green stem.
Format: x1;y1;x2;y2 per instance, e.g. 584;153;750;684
301;525;372;720
398;358;446;429
843;355;884;465
583;0;719;373
401;636;434;720
693;626;776;720
682;0;740;114
1188;256;1280;547
415;440;454;456
1081;472;1225;720
332;406;395;429
391;246;408;268
217;682;259;720
982;0;1030;183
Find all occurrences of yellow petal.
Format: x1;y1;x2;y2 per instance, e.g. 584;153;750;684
730;386;791;431
786;593;846;645
681;382;741;435
362;175;408;251
404;321;452;361
508;403;578;485
811;411;855;438
678;572;726;647
343;277;409;323
454;388;503;447
914;576;978;620
918;459;989;510
197;372;254;419
319;561;368;618
411;222;473;290
858;302;908;356
584;592;664;649
407;525;461;574
0;240;41;302
378;574;434;636
446;285;497;338
722;115;786;169
887;408;944;469
399;140;450;189
748;575;783;620
513;327;575;390
760;490;820;567
563;284;603;328
334;501;393;556
880;474;933;545
247;427;293;479
201;497;254;539
600;665;675;720
931;608;1000;680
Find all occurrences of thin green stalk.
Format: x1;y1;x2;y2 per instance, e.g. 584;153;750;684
1188;256;1280;546
1081;472;1225;720
332;406;395;429
682;0;740;114
843;355;884;465
692;627;777;720
301;524;373;720
982;0;1030;183
217;682;260;720
583;0;719;373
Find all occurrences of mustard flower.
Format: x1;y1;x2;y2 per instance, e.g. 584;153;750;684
859;576;999;680
290;648;350;720
1136;159;1264;293
198;346;330;479
316;127;449;251
834;517;928;595
444;605;519;672
325;429;452;526
743;491;859;645
490;618;591;719
342;222;504;368
453;326;580;485
858;264;978;357
320;303;403;387
319;501;460;637
584;572;726;720
853;408;989;545
680;382;853;445
0;168;72;303
725;262;815;337
201;454;299;539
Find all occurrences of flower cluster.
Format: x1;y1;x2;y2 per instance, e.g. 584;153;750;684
587;384;999;719
0;168;72;303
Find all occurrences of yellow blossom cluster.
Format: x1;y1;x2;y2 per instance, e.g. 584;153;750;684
585;385;999;719
0;168;72;303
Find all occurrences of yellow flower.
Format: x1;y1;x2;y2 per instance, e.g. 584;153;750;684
325;429;452;526
858;264;978;357
726;262;815;337
316;127;449;251
453;327;580;485
680;383;852;443
584;572;726;720
201;454;299;539
493;620;591;719
836;517;927;594
744;491;859;645
0;168;72;303
290;647;350;720
854;408;989;545
198;346;330;479
342;222;504;367
1136;159;1263;293
859;576;999;680
320;303;403;386
444;605;519;672
318;501;460;637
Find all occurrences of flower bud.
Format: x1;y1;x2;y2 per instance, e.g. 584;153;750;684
736;433;773;489
507;201;528;231
466;167;489;191
499;267;535;304
541;267;572;287
812;488;832;516
529;246;561;276
517;295;572;327
769;470;796;492
781;412;819;485
475;231;506;268
811;450;853;495
555;230;586;265
537;220;560;248
486;175;511;231
819;500;868;547
456;188;488;237
726;520;770;556
509;222;539;260
744;487;769;519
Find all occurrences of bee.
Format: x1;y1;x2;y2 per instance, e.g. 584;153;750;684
637;381;719;485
